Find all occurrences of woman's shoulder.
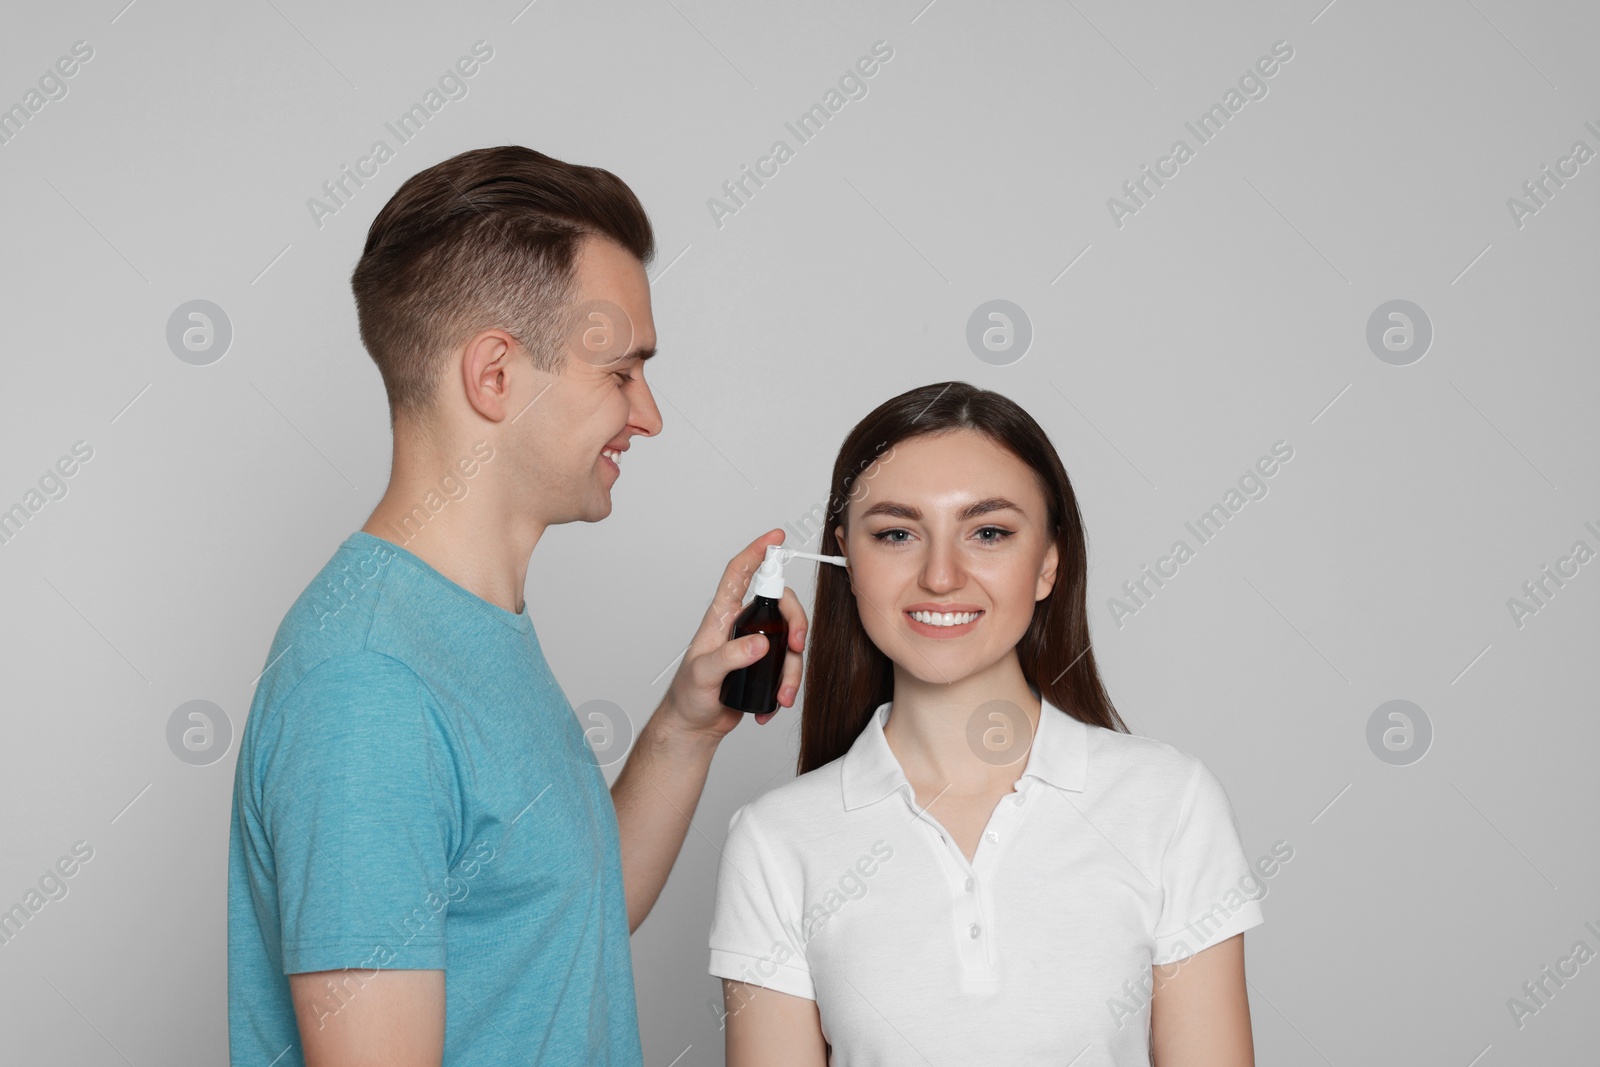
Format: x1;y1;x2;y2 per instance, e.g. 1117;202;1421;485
727;754;851;839
1078;719;1221;799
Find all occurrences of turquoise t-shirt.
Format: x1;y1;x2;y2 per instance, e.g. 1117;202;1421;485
228;531;643;1066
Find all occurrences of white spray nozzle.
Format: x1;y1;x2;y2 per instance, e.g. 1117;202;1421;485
752;544;848;599
781;547;848;568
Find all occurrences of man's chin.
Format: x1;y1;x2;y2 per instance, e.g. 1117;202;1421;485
584;489;614;522
542;490;613;526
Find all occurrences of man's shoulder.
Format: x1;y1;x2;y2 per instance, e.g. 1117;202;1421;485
278;532;407;646
243;650;433;763
252;534;445;713
279;649;427;702
272;531;527;670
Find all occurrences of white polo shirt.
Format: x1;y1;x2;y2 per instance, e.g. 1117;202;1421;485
708;696;1265;1064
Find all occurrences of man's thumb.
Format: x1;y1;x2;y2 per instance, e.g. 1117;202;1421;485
724;633;766;669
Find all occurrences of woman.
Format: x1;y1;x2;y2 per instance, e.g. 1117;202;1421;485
708;382;1264;1065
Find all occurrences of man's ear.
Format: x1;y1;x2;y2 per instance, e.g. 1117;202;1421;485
461;329;526;423
1036;537;1059;602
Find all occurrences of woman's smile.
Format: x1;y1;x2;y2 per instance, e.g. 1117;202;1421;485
904;605;985;638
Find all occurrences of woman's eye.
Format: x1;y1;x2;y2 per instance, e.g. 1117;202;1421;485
614;371;631;386
869;527;1014;545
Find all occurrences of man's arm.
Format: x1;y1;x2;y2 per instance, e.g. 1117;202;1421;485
249;655;458;1066
289;969;444;1067
611;530;809;932
610;704;724;933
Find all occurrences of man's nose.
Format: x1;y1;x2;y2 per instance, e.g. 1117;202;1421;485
634;383;663;437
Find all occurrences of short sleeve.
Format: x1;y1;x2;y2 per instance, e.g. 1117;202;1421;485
707;804;814;1000
1151;758;1264;965
257;653;460;975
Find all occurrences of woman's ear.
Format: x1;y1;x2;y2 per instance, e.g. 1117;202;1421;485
1036;537;1060;601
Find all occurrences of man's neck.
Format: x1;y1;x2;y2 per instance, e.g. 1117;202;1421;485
362;451;543;616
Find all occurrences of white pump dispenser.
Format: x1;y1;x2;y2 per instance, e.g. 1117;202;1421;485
751;544;848;599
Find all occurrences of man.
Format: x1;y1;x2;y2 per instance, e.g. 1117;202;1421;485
227;145;808;1066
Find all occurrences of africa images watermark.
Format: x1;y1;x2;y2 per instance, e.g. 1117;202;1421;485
784;439;897;550
1504;916;1600;1031
296;837;498;1030
0;39;94;149
306;440;495;631
0;439;95;549
1107;440;1295;628
0;840;96;948
306;40;495;230
709;838;896;1029
1505;117;1600;231
1107;838;1295;1029
707;40;895;230
703;439;897;646
1107;39;1296;229
1504;518;1600;630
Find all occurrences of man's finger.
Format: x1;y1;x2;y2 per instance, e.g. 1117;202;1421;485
693;632;767;690
695;530;785;645
778;587;809;651
764;592;800;705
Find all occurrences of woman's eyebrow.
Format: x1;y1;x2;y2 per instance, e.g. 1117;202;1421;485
858;497;1024;521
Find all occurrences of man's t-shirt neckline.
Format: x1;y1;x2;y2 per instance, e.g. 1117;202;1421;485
347;529;533;635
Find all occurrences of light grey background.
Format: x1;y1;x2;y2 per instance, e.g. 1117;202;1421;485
2;0;1596;1063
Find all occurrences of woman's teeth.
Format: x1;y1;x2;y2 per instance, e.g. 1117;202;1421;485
602;448;622;463
907;610;981;627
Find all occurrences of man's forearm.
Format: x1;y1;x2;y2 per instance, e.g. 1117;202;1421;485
610;702;722;933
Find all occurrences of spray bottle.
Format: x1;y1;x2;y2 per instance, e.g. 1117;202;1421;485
720;544;849;714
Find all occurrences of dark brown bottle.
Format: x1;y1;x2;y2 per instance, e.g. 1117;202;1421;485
720;593;788;714
717;544;848;714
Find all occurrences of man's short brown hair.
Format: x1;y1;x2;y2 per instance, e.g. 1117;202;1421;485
351;145;655;430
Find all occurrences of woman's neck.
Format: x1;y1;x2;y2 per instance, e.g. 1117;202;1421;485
882;657;1041;793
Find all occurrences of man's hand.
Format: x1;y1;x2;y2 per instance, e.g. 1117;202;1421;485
662;528;810;736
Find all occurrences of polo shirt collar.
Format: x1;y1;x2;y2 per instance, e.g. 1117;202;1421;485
841;693;1089;811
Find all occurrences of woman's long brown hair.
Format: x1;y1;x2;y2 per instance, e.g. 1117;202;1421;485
797;381;1130;775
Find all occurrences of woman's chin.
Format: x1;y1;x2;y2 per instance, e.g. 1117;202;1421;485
885;648;995;689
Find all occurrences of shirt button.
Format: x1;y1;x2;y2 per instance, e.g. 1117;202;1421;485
964;876;974;892
969;923;981;938
1013;793;1026;805
986;831;998;843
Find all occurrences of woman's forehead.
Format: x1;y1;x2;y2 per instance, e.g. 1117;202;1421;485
850;433;1044;518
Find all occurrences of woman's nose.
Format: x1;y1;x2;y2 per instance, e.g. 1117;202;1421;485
920;539;964;590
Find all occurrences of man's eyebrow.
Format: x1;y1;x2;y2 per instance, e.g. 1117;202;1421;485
857;497;1025;521
596;346;654;369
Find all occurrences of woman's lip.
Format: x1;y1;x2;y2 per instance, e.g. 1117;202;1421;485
904;609;983;638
